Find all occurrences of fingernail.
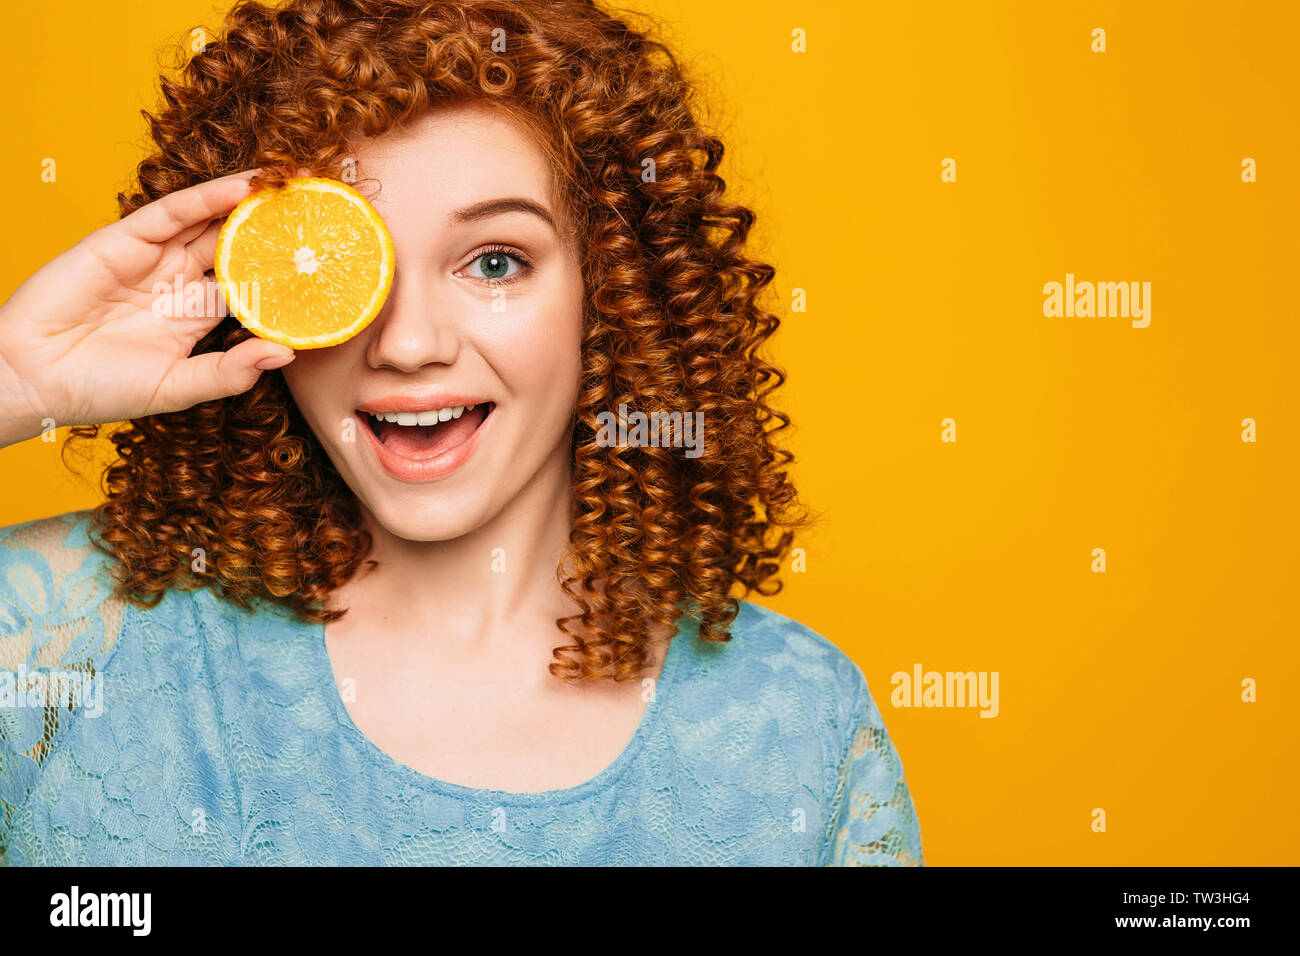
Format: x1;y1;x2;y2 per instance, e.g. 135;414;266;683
256;354;293;370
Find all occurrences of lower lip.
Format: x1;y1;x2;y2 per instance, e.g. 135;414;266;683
358;406;495;483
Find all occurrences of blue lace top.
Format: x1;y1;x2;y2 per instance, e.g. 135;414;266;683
0;510;924;866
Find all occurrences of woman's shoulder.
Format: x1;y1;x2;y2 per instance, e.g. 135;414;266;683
0;507;208;765
667;600;924;866
0;507;271;687
675;599;874;705
667;599;884;760
0;508;129;673
0;510;129;860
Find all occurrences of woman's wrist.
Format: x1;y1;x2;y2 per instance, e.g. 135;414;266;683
0;344;44;448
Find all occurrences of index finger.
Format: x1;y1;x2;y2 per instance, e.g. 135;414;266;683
119;168;263;245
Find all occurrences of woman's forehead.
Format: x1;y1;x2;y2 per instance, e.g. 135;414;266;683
346;105;555;213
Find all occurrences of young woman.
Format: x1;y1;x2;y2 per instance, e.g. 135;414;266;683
0;0;923;865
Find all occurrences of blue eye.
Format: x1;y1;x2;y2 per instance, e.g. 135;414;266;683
467;247;531;285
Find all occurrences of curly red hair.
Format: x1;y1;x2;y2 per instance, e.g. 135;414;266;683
65;0;808;682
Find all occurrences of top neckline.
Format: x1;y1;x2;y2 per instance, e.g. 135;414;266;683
297;609;693;806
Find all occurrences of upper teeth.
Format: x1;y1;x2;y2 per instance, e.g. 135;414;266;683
369;404;474;426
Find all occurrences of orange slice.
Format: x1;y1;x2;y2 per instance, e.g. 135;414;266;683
214;177;395;349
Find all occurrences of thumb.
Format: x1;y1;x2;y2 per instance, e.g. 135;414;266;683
157;338;296;411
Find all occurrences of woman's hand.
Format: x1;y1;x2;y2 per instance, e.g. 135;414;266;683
0;168;295;447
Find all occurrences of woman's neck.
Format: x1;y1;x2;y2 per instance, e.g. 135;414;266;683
327;440;578;651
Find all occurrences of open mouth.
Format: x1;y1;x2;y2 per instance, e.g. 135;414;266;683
357;402;495;461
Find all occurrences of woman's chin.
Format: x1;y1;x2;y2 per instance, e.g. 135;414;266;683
359;494;495;544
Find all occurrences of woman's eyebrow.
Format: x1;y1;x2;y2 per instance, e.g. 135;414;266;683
449;197;557;233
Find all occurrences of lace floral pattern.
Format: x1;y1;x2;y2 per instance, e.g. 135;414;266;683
0;510;924;866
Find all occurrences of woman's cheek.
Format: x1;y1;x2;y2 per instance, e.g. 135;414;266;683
282;351;351;441
489;297;583;395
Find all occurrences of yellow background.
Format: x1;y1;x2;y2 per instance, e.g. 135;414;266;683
1;1;1296;864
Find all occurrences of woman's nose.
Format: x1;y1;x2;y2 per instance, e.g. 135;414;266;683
363;268;462;373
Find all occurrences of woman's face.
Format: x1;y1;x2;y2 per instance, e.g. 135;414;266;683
282;102;585;541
